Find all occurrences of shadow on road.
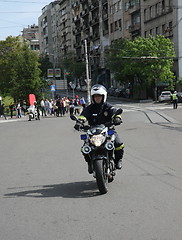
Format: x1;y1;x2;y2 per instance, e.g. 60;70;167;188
4;181;101;199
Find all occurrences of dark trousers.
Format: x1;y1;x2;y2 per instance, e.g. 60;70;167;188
173;100;178;109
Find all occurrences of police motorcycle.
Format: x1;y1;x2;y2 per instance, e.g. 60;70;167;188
27;104;39;121
70;108;122;194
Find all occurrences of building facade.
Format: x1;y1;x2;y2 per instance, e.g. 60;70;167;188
38;0;182;87
21;24;40;51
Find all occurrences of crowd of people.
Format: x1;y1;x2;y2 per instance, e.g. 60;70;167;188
0;95;86;120
40;95;86;117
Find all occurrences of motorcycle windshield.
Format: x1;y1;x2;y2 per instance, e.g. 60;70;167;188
89;124;106;135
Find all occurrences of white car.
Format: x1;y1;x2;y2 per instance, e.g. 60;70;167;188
158;91;172;102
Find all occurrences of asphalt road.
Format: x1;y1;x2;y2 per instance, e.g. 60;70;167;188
0;102;182;240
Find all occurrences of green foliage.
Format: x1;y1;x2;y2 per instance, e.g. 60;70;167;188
0;36;42;102
106;35;176;88
61;51;85;79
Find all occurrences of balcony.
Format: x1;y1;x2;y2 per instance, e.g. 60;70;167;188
128;3;140;14
81;8;89;17
103;29;109;35
102;0;107;4
103;13;108;20
89;2;99;11
90;17;99;26
129;23;141;33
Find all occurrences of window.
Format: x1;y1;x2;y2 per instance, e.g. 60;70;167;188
169;21;173;30
149;6;152;19
115;21;118;30
118;19;122;29
118;1;122;10
114;3;118;12
156;26;159;35
110;23;113;33
125;20;130;30
144;9;147;21
162;24;165;34
155;3;159;16
162;0;165;12
125;1;130;11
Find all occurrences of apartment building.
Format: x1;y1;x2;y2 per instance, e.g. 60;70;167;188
140;0;182;80
38;1;59;64
38;0;182;85
21;24;40;51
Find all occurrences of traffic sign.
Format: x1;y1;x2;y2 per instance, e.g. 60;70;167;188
50;85;56;91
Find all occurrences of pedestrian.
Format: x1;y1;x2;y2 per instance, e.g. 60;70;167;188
69;99;74;115
9;103;14;118
62;98;66;116
45;99;50;115
22;100;27;116
74;95;80;115
65;97;70;113
40;98;46;116
0;104;7;120
49;99;53;115
171;91;178;109
52;100;58;116
56;98;63;117
16;101;21;118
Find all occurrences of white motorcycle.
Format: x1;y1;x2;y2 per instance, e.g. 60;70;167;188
28;105;39;121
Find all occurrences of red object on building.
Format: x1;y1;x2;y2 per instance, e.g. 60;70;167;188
28;94;36;106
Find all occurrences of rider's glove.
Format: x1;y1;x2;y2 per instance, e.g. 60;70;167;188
74;120;84;131
113;116;122;126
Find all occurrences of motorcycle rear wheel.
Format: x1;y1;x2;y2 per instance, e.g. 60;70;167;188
94;159;108;194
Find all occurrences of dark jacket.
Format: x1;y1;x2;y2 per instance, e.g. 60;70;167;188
0;105;5;115
79;102;120;126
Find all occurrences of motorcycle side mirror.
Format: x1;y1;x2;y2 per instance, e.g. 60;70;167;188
70;114;78;121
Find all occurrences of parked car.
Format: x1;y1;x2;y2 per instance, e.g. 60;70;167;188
113;88;123;97
158;91;172;102
113;87;130;98
177;92;182;102
108;87;116;96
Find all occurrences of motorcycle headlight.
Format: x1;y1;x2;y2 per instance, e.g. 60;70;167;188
81;145;91;154
90;134;105;147
105;141;114;150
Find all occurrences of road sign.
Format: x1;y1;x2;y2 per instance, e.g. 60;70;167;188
50;85;56;91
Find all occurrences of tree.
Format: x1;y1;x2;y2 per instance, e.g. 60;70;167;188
106;35;175;99
60;51;86;83
0;37;42;102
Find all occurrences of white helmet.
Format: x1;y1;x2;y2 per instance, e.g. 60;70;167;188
91;84;107;103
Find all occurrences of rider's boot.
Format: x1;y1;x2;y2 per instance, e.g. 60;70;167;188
114;147;124;170
115;159;122;169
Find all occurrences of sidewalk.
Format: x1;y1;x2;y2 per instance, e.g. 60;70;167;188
0;115;28;123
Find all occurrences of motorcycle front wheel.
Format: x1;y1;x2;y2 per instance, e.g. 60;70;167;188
94;159;108;194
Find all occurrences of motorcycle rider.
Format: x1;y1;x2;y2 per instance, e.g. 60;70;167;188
74;84;124;173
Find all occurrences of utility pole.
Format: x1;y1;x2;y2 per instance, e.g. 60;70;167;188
84;39;91;104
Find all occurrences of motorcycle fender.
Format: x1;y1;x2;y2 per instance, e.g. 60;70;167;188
92;155;107;161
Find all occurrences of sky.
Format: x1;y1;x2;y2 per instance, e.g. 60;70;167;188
0;0;52;40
